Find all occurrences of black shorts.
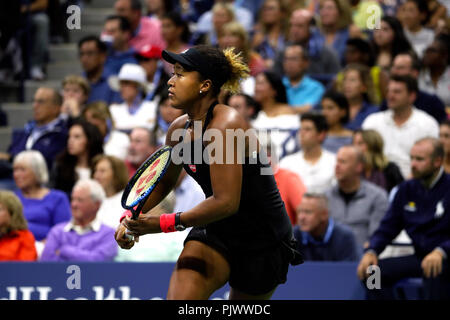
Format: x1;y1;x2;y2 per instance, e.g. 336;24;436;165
184;227;303;296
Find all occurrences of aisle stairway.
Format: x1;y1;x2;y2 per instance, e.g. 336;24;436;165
0;0;114;152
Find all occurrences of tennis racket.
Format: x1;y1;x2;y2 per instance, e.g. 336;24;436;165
121;145;172;238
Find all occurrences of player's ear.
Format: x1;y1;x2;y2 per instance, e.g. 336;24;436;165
200;79;212;94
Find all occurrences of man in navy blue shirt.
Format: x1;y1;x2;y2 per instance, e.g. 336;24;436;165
78;36;121;105
294;192;362;261
357;137;450;299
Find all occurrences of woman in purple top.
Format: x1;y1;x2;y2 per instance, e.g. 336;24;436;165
13;150;71;242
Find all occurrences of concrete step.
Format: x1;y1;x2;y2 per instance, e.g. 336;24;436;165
0;126;12;152
49;44;79;63
0;82;21;103
68;25;102;44
46;62;82;81
24;80;61;103
2;103;33;129
81;8;115;26
83;0;116;9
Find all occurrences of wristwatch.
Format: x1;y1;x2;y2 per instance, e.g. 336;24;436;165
175;212;186;231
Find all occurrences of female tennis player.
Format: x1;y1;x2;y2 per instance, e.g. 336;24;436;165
115;45;303;300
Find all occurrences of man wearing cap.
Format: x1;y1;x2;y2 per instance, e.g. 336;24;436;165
108;63;157;133
102;15;139;75
135;44;170;102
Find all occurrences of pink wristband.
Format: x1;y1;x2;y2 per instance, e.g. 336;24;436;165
119;210;132;223
159;213;176;233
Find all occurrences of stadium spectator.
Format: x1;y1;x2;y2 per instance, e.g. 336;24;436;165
282;44;325;114
160;11;192;75
418;34;450;107
261;135;307;225
92;155;129;229
294;192;362;261
0;191;37;261
114;0;165;52
134;44;170;103
251;71;299;160
337;63;379;131
21;0;50;81
353;129;404;193
13;150;71;254
82;101;130;161
362;75;439;178
125;127;158;178
252;0;288;69
78;35;121;105
279;112;336;193
371;16;413;72
0;1;22;83
357;137;450;300
425;0;448;29
401;0;434;58
226;93;258;126
109;63;157;133
145;0;174;22
321;90;353;153
385;51;447;123
8;87;68;171
326;145;389;248
41;179;117;262
317;0;355;64
50;119;104;197
153;91;184;146
440;120;450;173
61;75;90;122
274;9;341;79
218;21;266;77
102;15;138;75
335;38;389;106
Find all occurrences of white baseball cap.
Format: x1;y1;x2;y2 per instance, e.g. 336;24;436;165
108;63;149;92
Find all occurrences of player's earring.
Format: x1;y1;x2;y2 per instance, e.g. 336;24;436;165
199;90;203;94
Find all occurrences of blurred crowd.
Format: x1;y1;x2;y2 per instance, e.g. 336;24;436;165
0;0;449;299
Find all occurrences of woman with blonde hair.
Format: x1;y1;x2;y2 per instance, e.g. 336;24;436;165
0;191;37;261
337;63;379;131
82;101;130;160
252;0;289;68
218;21;266;77
92;154;129;229
61;74;90;120
353;129;404;193
318;0;358;64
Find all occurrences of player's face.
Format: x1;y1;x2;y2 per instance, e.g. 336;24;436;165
167;63;204;108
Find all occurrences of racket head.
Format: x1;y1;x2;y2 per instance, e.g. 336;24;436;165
121;145;172;219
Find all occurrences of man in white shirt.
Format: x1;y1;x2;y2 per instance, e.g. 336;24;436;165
362;75;439;178
280;112;336;193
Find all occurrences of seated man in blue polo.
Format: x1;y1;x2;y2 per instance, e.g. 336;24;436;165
357;137;450;300
282;44;325;114
294;192;362;261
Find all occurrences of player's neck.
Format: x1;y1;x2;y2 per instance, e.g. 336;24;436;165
186;96;217;122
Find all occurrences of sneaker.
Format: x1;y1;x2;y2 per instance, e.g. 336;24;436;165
31;66;45;81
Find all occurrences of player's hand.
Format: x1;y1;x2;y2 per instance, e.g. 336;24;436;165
421;249;444;278
122;213;162;237
357;252;378;280
115;223;136;250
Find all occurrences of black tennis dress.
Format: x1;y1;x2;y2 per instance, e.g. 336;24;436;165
179;101;303;295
